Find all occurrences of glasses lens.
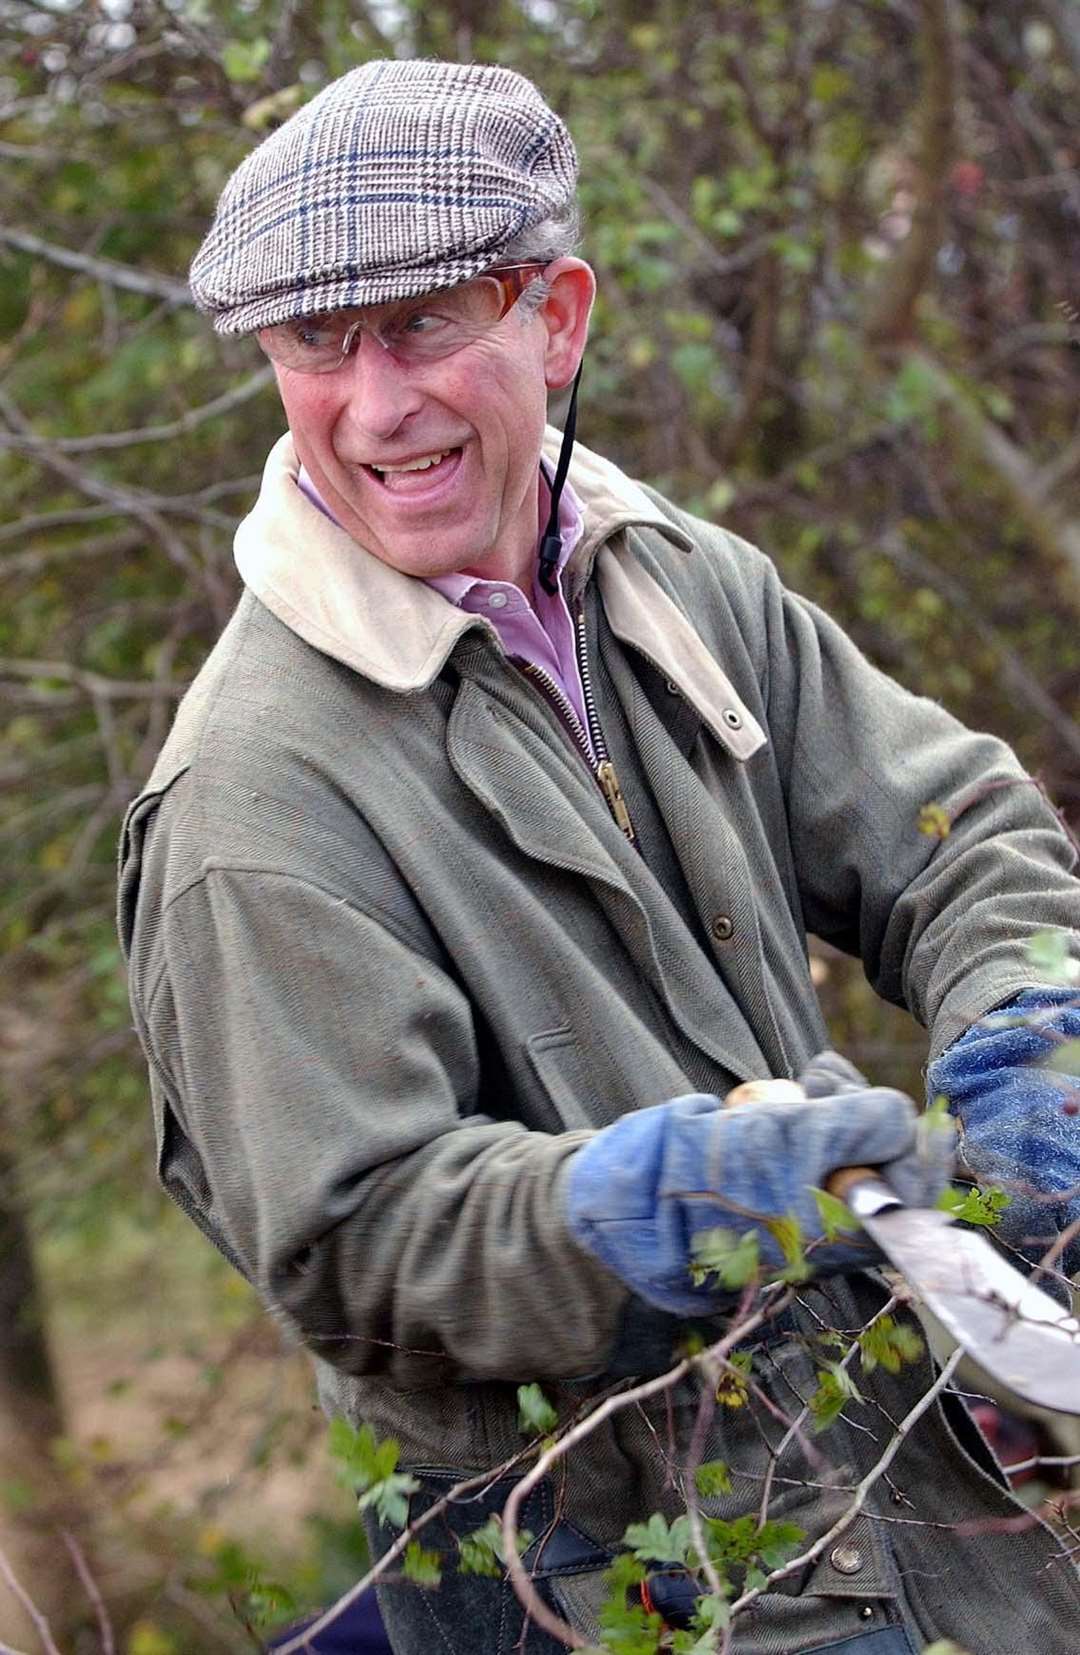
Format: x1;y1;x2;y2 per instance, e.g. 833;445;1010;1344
383;278;507;361
257;274;528;373
258;314;351;372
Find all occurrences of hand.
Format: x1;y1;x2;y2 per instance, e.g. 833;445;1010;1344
565;1050;953;1316
928;988;1080;1275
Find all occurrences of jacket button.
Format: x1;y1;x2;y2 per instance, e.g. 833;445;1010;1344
664;679;681;696
829;1545;864;1575
722;707;743;729
710;914;734;943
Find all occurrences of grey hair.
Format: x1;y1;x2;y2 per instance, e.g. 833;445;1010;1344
500;205;582;315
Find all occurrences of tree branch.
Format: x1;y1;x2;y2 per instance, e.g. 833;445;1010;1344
862;0;957;347
0;1541;63;1655
0;370;275;455
0;227;191;306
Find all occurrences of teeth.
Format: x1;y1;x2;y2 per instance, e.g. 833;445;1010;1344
374;450;450;475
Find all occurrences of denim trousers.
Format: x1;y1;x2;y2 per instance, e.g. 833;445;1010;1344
364;1471;919;1655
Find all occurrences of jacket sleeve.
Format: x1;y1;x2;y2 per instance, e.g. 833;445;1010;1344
743;540;1080;1061
134;863;634;1387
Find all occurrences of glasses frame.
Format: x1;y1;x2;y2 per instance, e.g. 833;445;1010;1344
258;263;549;373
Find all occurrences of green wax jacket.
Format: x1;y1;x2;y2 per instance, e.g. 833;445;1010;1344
119;431;1080;1650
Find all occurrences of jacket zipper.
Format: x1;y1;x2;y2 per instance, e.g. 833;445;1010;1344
516;601;636;843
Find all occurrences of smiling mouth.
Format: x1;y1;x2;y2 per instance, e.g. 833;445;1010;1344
366;447;463;492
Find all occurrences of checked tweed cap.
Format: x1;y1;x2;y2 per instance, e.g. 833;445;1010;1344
189;59;578;335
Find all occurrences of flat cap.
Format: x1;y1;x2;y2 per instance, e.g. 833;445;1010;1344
189;58;578;335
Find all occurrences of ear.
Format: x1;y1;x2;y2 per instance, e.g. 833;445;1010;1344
539;258;596;390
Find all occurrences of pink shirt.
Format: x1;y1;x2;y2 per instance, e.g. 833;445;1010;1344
297;464;594;754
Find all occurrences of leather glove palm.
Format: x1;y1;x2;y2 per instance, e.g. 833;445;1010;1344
565;1051;952;1315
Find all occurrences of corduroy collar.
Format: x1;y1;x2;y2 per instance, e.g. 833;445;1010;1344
233;429;765;761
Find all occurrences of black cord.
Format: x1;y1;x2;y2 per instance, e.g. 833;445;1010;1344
537;362;582;595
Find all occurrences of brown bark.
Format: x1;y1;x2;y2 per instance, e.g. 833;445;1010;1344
862;0;957;349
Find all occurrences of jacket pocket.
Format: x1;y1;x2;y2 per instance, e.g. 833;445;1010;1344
524;1026;597;1131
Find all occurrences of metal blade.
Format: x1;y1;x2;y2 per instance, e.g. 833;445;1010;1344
864;1206;1080;1416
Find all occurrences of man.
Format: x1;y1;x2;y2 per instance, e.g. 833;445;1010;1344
119;59;1080;1654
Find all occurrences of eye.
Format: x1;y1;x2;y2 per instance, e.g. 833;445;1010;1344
289;317;343;350
397;309;452;337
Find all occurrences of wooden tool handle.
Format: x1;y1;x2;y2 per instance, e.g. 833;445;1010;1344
825;1165;880;1203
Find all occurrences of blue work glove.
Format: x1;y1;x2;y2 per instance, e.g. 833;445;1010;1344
565;1051;953;1316
927;987;1080;1274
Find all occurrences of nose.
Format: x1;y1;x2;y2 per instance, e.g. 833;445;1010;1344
334;330;426;446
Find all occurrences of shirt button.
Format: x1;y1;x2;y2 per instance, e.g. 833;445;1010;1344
829;1545;863;1576
710;914;734;943
487;591;509;609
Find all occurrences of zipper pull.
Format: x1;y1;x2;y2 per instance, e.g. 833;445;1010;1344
596;759;636;841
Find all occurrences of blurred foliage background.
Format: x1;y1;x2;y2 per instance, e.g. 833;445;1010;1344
2;0;1080;1647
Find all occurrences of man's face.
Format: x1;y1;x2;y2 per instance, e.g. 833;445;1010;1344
271;260;595;589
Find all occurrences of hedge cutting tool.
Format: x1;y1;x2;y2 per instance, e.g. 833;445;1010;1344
727;1078;1080;1417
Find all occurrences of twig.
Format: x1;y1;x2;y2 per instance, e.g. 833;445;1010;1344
0;226;190;305
500;1292;796;1648
724;1348;964;1626
756;1294;902;1529
60;1531;114;1655
0;371;275;455
0;657;188;703
0;1539;64;1655
270;1447;548;1655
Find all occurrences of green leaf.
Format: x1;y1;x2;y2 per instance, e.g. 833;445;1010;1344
809;1363;862;1432
517;1382;558;1437
221;37;271;83
622;1512;695;1566
764;1213;811;1282
1044;1038;1080;1076
812;1186;861;1241
858;1314;925;1375
246;1580;298;1625
1026;930;1080;985
690;1227;760;1289
922;1643;973;1655
457;1515;532;1578
402;1541;442;1587
673;1599;731;1655
936;1185;1011;1227
356;1471;420;1531
755;1518;805;1569
694;1459;733;1498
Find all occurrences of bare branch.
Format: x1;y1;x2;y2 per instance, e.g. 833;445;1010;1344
0;226;191;306
500;1290;796;1647
863;0;957;347
0;1540;64;1655
875;526;1080;765
0;370;275;455
724;1347;965;1628
0;657;188;703
60;1531;115;1655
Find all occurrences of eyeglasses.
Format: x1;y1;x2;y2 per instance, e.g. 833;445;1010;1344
257;264;548;373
